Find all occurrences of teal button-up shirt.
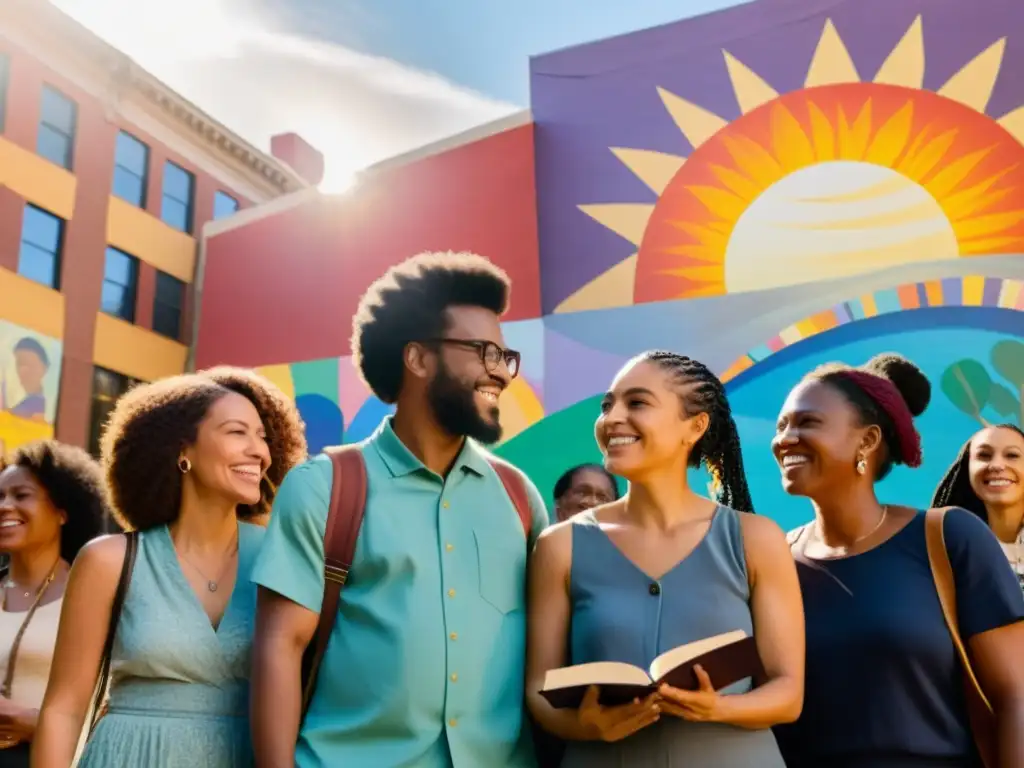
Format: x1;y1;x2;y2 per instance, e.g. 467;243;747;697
252;418;550;767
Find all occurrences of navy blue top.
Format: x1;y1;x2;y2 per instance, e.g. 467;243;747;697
774;509;1024;768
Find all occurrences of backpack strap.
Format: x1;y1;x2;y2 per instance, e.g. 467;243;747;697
486;458;532;540
300;446;367;720
90;530;138;735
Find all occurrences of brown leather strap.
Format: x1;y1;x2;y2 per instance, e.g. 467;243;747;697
90;530;138;735
300;447;367;720
924;507;996;768
487;458;532;539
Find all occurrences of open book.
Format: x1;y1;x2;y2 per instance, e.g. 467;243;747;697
540;629;763;709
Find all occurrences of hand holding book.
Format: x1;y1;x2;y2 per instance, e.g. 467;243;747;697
540;630;763;710
656;663;722;722
577;686;662;742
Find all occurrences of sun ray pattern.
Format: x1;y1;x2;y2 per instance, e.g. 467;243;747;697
936;38;1006;113
723;51;779;114
569;13;1024;309
805;20;860;87
610;148;686;194
874;15;925;88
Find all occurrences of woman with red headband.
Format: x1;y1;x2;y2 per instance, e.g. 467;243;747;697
769;353;1024;768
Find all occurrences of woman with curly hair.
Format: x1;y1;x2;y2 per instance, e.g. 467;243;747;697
933;423;1024;591
0;441;106;766
34;368;306;767
771;354;1024;767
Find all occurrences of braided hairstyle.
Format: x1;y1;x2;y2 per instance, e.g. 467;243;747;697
641;351;754;513
932;424;1024;523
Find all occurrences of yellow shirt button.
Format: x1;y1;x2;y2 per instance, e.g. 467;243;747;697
447;589;456;598
449;632;457;641
445;543;453;551
450;673;458;682
442;501;450;509
448;718;457;727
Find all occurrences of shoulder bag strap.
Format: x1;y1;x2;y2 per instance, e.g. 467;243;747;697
300;446;367;721
924;507;997;768
924;507;992;709
487;458;532;540
89;530;138;735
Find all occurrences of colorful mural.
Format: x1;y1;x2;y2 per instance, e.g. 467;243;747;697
537;5;1024;313
216;0;1024;526
0;319;62;456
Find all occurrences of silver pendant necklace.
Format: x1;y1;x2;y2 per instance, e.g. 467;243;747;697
178;537;239;593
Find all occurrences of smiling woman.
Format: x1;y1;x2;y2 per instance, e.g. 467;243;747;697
933;423;1024;590
32;369;307;768
774;353;1024;767
0;441;106;766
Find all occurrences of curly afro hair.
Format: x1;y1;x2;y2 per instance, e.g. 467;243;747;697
0;440;109;562
101;368;307;531
351;251;511;404
805;353;931;480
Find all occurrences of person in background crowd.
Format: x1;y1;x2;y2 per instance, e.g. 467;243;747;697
0;442;106;767
933;423;1024;590
772;353;1024;768
527;351;803;768
553;464;619;523
34;369;306;768
250;252;548;768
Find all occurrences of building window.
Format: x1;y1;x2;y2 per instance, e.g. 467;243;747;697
153;271;184;339
213;191;239;220
88;366;141;459
37;85;77;170
161;162;194;233
100;247;139;322
0;53;10;133
113;131;149;207
18;205;63;289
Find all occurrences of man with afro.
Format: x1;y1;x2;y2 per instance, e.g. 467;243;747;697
251;252;549;768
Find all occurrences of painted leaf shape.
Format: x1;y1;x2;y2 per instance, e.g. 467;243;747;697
940;360;992;419
991;339;1024;389
987;383;1020;418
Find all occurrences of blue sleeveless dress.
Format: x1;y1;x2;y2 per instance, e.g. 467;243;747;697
78;522;263;767
561;507;786;767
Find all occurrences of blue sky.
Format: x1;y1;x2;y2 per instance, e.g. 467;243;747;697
52;0;747;189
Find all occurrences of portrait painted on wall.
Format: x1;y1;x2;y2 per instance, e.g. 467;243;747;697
0;320;62;456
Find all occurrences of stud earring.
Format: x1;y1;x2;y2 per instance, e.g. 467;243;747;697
178;456;192;474
856;455;867;475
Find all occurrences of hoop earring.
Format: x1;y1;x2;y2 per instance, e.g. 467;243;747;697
856;455;867;475
177;456;192;474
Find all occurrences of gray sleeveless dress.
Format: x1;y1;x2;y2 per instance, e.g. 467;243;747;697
561;507;786;767
78;522;263;767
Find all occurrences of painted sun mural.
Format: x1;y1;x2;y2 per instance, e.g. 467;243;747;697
561;17;1024;310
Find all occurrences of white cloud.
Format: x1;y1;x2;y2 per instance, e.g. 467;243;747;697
49;0;520;191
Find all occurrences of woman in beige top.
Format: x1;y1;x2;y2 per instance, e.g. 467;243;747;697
0;441;106;764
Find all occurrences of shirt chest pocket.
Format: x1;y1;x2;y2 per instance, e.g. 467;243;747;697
474;529;526;615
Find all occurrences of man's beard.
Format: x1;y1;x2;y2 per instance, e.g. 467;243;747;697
427;361;503;445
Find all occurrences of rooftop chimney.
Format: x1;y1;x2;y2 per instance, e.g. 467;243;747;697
271;133;325;187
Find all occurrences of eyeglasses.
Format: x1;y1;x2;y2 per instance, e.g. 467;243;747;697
422;338;521;379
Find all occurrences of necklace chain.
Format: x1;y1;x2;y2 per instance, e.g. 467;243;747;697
177;536;239;594
1;558;61;699
813;505;888;552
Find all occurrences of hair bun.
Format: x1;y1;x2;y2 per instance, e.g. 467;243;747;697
862;353;931;417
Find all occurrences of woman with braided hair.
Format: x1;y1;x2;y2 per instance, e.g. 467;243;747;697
526;351;803;767
771;353;1024;767
933;424;1024;591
